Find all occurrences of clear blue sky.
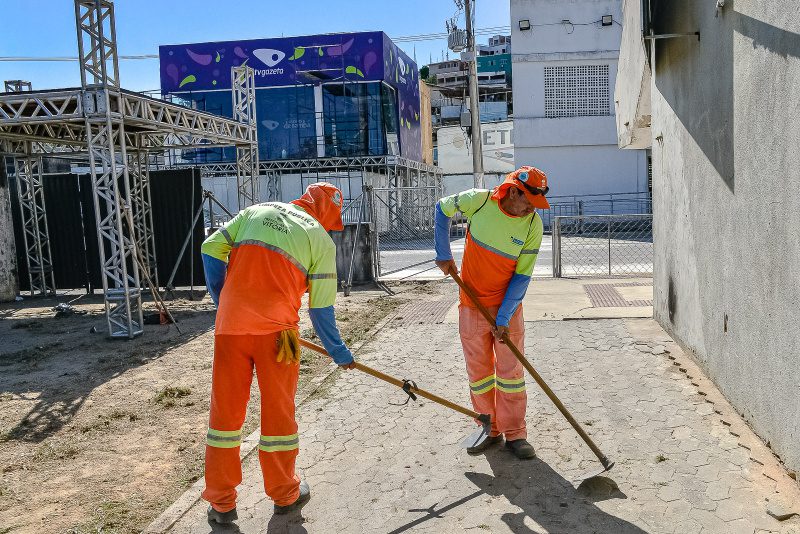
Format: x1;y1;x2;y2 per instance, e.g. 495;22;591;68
0;0;510;92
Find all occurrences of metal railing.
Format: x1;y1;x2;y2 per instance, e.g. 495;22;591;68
553;214;653;277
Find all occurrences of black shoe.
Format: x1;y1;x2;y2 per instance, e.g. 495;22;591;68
207;505;238;524
467;434;504;455
505;439;536;459
273;480;311;515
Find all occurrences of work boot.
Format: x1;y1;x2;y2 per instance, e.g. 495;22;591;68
207;505;238;524
505;439;536;459
467;434;503;455
273;480;311;515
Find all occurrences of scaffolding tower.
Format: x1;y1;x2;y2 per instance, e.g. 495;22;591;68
0;0;259;339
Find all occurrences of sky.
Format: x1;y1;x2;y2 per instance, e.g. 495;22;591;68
0;0;510;93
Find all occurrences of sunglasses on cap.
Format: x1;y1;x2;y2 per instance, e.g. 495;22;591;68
516;178;549;197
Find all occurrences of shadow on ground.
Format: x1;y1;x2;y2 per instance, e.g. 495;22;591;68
388;448;641;534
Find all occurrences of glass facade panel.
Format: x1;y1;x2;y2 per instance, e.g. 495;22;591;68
256;86;317;160
176;81;398;162
322;82;398;157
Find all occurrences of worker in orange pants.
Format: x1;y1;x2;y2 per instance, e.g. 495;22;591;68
459;304;527;441
202;333;302;512
434;167;550;459
200;183;355;523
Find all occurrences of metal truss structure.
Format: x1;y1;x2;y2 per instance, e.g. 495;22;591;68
0;0;258;339
231;65;260;208
4;80;32;93
14;150;56;296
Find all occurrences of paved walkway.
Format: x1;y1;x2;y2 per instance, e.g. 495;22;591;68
156;289;800;533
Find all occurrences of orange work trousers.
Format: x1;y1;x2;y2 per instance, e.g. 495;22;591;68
458;304;527;440
202;333;301;512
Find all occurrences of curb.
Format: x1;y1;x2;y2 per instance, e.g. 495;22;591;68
142;302;406;533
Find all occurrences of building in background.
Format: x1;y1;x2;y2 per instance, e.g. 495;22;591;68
427;35;513;126
615;0;800;473
436;120;513;195
160;32;422;165
511;0;648;202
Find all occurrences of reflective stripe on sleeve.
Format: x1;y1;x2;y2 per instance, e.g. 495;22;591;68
496;376;526;393
207;428;242;449
309;273;337;280
469;374;496;395
520;248;539;255
259;433;300;453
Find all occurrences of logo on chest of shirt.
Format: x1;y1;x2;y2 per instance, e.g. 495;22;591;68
510;236;524;246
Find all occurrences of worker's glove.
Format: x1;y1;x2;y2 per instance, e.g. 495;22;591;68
276;330;302;365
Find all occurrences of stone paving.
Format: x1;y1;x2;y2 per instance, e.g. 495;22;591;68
161;308;800;533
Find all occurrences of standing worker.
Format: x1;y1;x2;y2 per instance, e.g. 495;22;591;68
434;167;549;459
200;183;355;522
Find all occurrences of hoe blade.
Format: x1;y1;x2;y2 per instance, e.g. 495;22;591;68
460;414;492;449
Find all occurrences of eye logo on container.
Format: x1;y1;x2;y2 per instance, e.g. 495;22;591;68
253;48;286;67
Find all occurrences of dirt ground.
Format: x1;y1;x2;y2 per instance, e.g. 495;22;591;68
0;281;444;533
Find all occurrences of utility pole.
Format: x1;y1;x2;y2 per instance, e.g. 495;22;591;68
464;0;484;188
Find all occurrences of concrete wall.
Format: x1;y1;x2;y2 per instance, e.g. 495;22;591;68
511;0;650;201
0;161;18;301
648;0;800;472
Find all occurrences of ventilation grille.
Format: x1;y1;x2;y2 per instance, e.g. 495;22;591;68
544;65;610;118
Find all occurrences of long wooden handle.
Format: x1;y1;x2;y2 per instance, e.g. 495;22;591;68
299;338;483;421
450;271;611;467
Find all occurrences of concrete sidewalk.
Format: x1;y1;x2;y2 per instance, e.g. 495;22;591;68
151;281;800;534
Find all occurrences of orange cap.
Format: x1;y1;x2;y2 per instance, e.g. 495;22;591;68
492;166;550;209
290;182;345;231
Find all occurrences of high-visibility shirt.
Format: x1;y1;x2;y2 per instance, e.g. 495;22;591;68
436;189;543;313
201;202;338;335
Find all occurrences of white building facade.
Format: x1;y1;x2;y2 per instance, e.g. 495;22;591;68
511;0;648;200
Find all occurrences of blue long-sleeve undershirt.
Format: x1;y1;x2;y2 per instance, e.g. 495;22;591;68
496;273;531;327
434;202;453;261
309;306;354;365
202;253;227;306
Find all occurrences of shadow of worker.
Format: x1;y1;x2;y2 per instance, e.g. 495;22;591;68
465;450;647;534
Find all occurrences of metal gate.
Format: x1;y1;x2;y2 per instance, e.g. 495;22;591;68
370;185;441;279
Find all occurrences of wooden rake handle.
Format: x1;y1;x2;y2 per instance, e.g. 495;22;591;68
299;338;485;422
450;270;612;468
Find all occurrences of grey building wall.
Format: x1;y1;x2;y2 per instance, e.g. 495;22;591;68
0;161;18;301
649;1;800;471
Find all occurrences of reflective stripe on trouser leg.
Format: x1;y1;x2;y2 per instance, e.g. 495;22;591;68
202;334;256;513
459;304;499;436
254;333;301;507
493;308;527;441
259;433;299;452
207;428;243;449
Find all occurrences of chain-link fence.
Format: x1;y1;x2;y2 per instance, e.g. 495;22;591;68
370;185;440;278
553;214;653;277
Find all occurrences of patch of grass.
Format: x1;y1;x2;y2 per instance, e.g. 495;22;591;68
80;410;139;433
33;442;79;462
70;500;136;534
655;454;668;463
154;386;192;406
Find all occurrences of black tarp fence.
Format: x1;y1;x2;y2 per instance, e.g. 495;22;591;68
9;168;205;293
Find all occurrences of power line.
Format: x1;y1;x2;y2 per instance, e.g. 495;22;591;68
0;27;513;63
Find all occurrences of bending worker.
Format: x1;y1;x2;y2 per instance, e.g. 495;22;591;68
434;167;549;459
200;183;355;523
